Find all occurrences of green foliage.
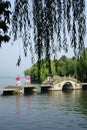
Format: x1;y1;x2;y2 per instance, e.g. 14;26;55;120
24;49;87;83
76;48;87;82
24;56;75;82
12;0;32;57
0;0;11;45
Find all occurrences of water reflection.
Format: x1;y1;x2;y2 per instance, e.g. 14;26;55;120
16;95;21;116
0;90;87;129
37;90;87;116
44;90;80;102
27;95;31;110
16;94;31;116
79;90;87;116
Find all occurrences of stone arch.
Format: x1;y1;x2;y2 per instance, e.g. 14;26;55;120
62;82;73;91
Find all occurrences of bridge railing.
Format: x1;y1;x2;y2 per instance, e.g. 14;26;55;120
53;76;80;85
42;76;80;85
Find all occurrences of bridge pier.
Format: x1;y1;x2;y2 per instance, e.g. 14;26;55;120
82;83;87;90
41;84;53;92
24;87;37;94
41;86;52;92
3;90;14;95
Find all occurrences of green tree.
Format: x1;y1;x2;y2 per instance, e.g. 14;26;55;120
66;58;76;77
24;51;87;83
76;49;87;82
0;0;11;46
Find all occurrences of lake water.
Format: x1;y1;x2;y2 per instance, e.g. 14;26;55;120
0;77;87;130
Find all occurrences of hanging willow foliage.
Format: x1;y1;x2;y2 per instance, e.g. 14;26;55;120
12;0;86;80
11;0;32;57
0;0;11;45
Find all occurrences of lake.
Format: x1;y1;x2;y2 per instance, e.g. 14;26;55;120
0;77;87;130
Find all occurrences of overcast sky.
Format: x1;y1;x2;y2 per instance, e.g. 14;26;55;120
0;0;87;78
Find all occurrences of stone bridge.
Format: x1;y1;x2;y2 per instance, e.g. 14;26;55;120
52;79;82;91
41;76;82;91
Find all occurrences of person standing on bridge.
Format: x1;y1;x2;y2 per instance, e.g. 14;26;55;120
47;75;52;84
16;75;21;86
47;75;54;85
26;75;31;85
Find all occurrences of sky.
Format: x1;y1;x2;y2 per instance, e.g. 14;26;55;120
0;0;87;78
0;38;32;77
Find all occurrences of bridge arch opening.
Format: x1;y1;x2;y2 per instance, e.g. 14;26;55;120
62;82;73;91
